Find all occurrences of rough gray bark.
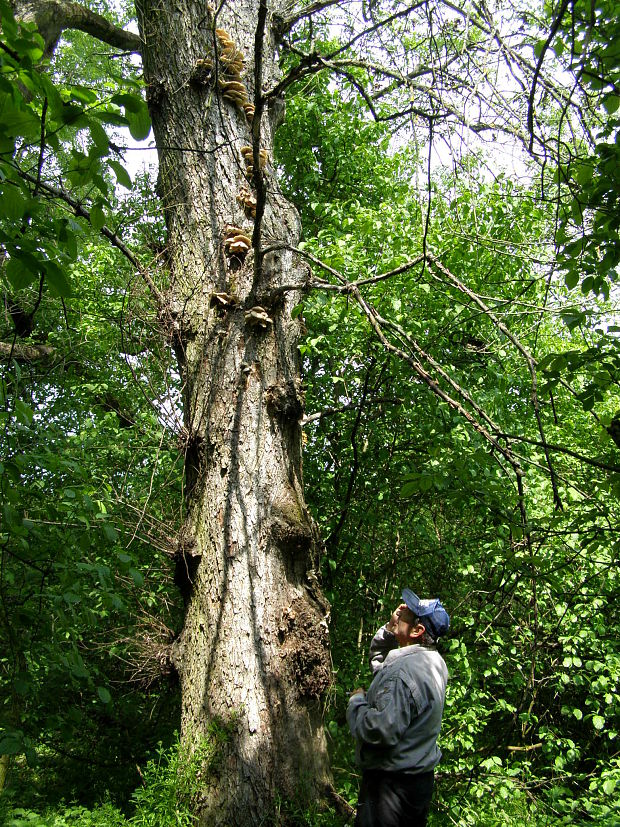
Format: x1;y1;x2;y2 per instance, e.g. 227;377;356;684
134;0;332;822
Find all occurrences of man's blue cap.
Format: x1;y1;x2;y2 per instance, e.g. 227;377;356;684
402;589;450;640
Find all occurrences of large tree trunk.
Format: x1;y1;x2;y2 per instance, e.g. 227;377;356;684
135;0;331;822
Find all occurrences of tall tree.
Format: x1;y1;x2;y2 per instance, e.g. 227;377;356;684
132;0;333;820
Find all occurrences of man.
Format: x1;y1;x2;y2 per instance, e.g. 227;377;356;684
347;589;450;827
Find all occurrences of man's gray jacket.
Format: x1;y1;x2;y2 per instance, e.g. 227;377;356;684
346;626;448;773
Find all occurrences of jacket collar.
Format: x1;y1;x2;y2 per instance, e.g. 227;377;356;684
384;643;427;665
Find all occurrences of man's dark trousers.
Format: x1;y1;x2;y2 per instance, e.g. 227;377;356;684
354;768;434;827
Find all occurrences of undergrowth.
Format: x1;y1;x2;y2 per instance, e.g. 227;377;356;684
3;731;617;826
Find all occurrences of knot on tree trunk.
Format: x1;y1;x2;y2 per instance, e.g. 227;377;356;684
265;379;304;421
269;486;314;558
278;598;331;700
173;524;201;602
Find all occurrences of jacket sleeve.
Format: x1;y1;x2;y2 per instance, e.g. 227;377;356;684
347;677;412;747
368;626;398;674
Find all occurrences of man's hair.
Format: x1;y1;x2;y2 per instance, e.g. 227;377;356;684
414;618;437;647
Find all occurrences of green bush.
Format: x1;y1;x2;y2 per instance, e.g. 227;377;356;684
0;802;127;827
0;738;195;827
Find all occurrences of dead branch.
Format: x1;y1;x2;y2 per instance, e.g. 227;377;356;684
0;340;55;363
11;0;142;56
426;254;563;509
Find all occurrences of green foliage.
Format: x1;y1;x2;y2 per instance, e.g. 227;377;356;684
275;71;408;236
0;738;201;827
129;738;199;827
0;729;266;827
0;0;149;300
552;0;620;295
0;7;177;799
0;802;127;826
274;58;620;826
1;242;179;802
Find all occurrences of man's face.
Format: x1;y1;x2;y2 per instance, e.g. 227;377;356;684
395;606;425;646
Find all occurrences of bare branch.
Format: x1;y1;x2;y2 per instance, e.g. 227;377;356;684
526;0;571;153
301;397;404;425
502;432;620;475
274;0;342;35
0;340;55;362
426;254;563;509
11;0;142;56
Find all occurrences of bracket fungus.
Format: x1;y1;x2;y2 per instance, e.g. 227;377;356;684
214;29;254;121
190;57;212;86
244;306;273;329
240;145;269;180
210;291;238;309
237;184;257;219
223;225;252;262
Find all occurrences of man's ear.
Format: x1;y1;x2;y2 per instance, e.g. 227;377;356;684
409;622;426;641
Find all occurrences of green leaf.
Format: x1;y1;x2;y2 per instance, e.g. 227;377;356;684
45;260;73;297
574;163;594;187
400;480;419;498
88;118;110;153
551;38;564;57
564;270;579;290
0;734;23;755
58;103;87;128
92;109;129;127
129;568;144;586
0;185;27;220
6;252;40;289
103;523;118;542
97;686;112;704
419;475;433;492
592;715;606;730
0;97;40;139
533;39;546;59
89;204;106;231
57;218;79;260
127;105;151;141
70;85;99;105
15;399;33;425
111;92;143;113
603;95;620;115
113;94;151;141
108;159;132;190
603;778;616;795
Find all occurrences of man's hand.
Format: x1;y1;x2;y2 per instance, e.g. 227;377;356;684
386;603;408;633
349;688;365;699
